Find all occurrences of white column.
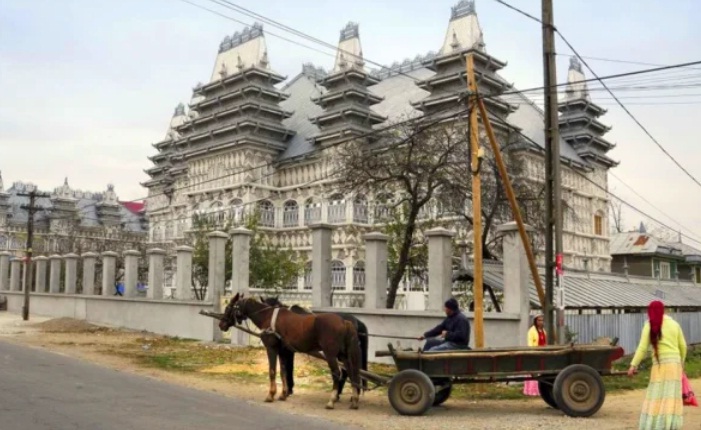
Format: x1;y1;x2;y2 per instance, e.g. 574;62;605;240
81;252;98;295
0;251;10;291
101;251;118;296
34;256;48;292
175;246;193;300
498;222;533;346
207;231;228;342
123;250;140;298
363;232;389;309
230;227;252;346
426;227;455;311
63;253;79;294
147;248;166;300
9;258;21;291
311;223;332;308
49;255;62;294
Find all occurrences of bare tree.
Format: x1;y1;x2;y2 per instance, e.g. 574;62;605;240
609;200;625;234
336;121;469;308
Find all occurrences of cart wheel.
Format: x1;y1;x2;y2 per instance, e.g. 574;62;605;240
431;378;452;406
553;364;605;417
388;369;435;416
538;379;558;410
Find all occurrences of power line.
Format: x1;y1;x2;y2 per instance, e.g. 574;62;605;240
488;0;701;191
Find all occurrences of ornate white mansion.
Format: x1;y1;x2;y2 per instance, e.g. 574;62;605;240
144;0;618;291
0;174;147;256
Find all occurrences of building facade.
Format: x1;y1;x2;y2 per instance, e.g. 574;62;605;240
0;173;148;256
144;0;618;291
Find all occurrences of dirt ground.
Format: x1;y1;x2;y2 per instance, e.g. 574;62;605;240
1;315;699;430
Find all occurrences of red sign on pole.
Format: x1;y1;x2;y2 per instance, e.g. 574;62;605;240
556;254;564;276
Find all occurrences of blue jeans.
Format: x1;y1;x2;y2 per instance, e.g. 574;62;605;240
424;338;469;352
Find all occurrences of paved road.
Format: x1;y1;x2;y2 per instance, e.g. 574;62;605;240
0;340;358;430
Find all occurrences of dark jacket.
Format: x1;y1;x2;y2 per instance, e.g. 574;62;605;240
424;311;471;347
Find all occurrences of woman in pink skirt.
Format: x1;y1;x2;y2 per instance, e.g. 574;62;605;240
523;314;547;396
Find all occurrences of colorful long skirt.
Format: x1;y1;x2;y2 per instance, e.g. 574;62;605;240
639;357;684;430
523;379;539;396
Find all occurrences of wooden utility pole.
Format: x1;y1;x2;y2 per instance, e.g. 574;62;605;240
466;54;484;349
542;0;563;344
465;55;547;309
18;189;45;321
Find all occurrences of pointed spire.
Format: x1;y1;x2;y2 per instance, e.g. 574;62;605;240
0;170;4;193
440;0;485;55
565;56;590;101
333;22;364;72
639;222;647;234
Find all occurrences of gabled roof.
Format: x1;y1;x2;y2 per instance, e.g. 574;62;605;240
610;232;684;258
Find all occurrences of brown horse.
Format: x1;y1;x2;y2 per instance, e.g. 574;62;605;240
219;293;362;410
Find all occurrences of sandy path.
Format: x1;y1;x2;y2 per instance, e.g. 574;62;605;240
0;315;698;430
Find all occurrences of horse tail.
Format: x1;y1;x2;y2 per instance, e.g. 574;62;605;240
358;321;369;390
343;320;362;394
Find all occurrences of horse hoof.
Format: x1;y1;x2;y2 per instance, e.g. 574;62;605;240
325;403;335;410
264;397;274;403
350;404;359;410
278;395;287;401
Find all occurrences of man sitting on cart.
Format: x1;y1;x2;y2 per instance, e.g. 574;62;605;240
418;298;471;352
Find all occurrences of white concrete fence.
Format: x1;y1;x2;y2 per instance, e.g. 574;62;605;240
0;222;532;361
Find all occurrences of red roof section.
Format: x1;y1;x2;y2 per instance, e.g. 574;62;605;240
120;201;145;214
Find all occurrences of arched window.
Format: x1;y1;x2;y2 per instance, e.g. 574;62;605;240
328;193;346;224
304;198;321;226
164;222;174;239
229;199;244;224
283;200;299;228
303;261;312;290
353;261;365;291
0;236;6;250
331;260;346;290
209;201;225;226
374;193;393;222
353;195;368;224
594;210;604;236
258;200;275;227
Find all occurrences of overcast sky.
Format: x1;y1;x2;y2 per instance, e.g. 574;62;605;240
1;0;700;244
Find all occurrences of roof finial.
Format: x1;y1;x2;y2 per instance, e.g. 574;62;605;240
569;56;583;73
451;0;476;21
339;22;359;41
639;221;646;233
173;103;185;117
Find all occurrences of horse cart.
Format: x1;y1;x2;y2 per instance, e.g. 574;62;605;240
367;343;626;417
200;309;625;418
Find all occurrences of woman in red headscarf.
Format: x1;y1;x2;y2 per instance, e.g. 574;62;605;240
628;300;687;429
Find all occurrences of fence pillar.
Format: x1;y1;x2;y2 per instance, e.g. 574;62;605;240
498;222;532;346
311;223;332;308
63;254;79;294
81;252;98;295
207;231;228;342
230;227;253;346
0;251;10;291
363;232;389;309
123;250;140;298
426;227;455;311
101;251;118;296
9;258;21;291
147;248;166;300
48;255;62;293
34;256;48;292
175;246;193;300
